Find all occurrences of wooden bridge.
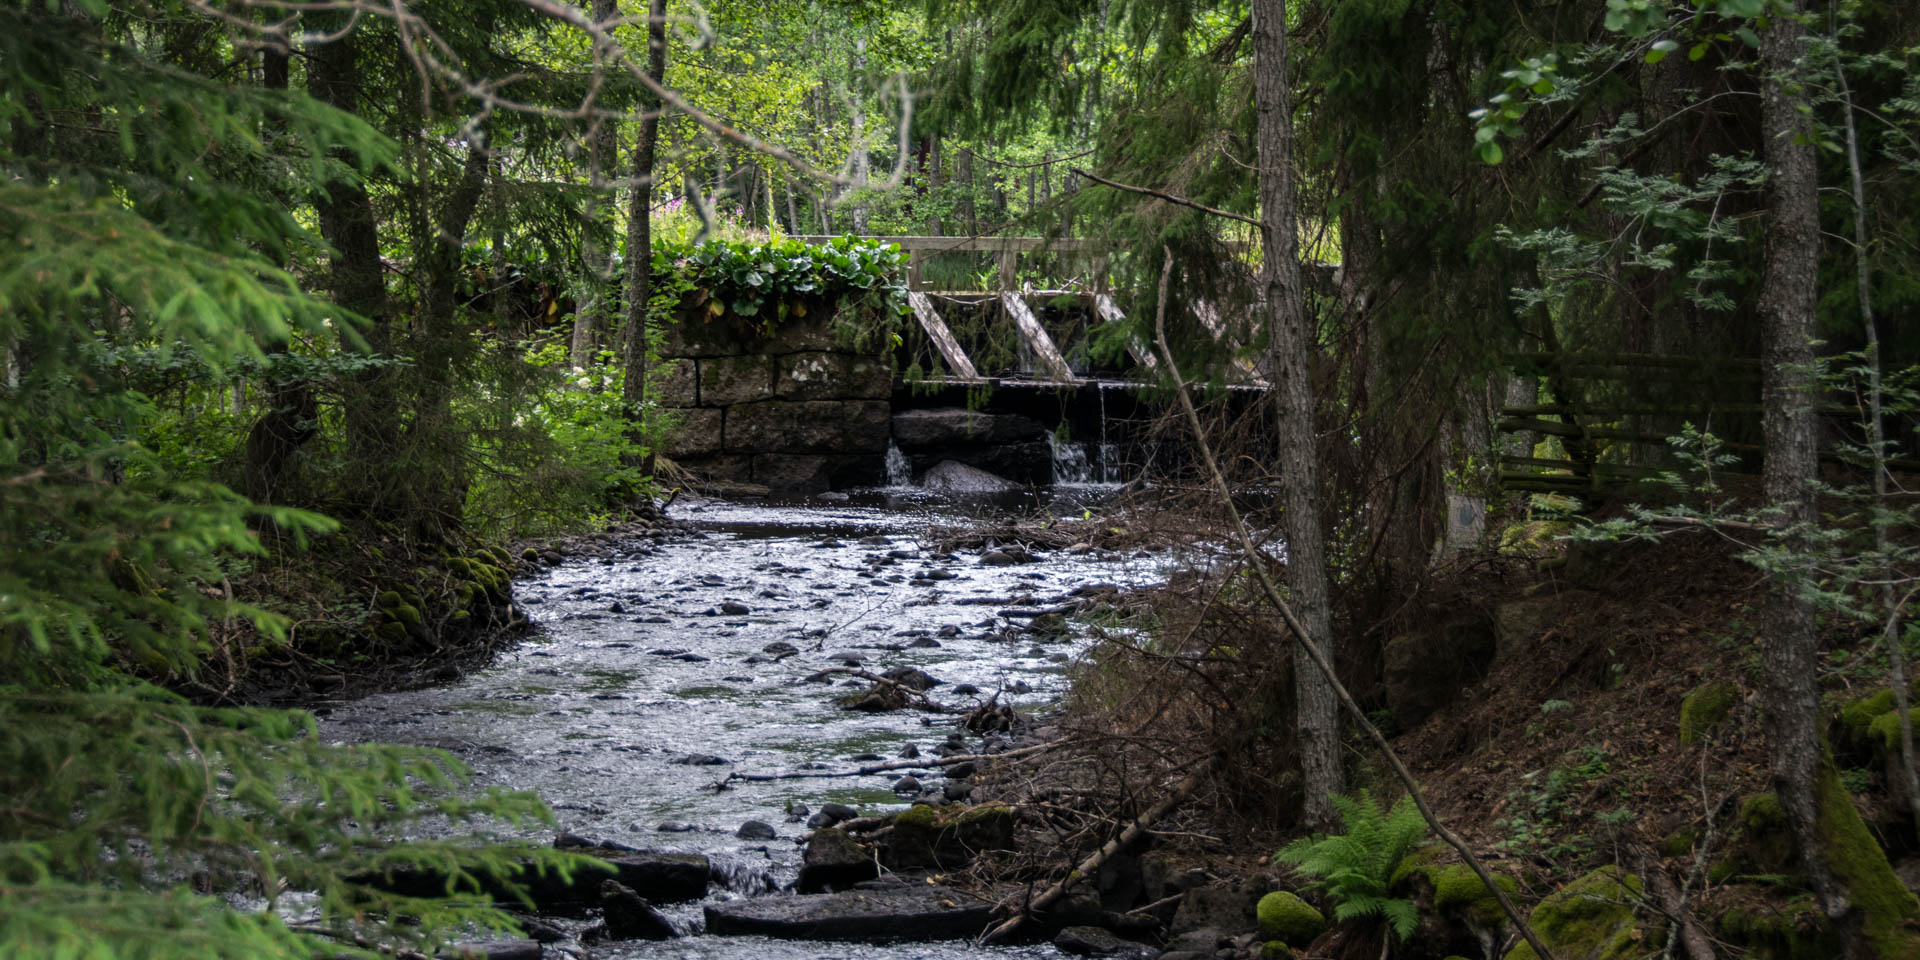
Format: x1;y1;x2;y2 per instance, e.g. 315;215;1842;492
792;235;1332;389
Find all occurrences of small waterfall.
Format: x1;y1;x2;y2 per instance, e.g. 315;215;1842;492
1097;443;1123;484
1048;432;1094;485
883;441;913;487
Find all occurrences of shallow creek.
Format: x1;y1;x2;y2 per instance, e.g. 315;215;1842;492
320;491;1168;958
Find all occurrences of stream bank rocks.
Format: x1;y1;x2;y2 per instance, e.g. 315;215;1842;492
704;882;995;941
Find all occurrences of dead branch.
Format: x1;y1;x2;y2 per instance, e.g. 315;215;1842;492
977;761;1213;944
1071;168;1263;227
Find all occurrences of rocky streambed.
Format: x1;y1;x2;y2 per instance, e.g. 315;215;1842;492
319;491;1167;959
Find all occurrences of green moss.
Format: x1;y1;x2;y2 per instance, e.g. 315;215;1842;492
1659;828;1697;859
390;604;423;629
1259;941;1293;960
1839;689;1896;735
1504;865;1644;960
1387;843;1447;891
1433;865;1518;927
1257;891;1325;946
1679;682;1737;745
1713;890;1834;959
892;804;939;829
376;590;404;609
1812;762;1920;957
445;557;473;576
376;621;408;642
521;547;539;561
1867;708;1920;751
1710;794;1791;885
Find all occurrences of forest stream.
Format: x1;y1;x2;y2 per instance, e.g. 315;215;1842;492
319;490;1168;959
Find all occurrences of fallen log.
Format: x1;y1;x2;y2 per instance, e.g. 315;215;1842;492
724;739;1070;783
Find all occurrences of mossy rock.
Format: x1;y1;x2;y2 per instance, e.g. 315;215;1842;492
1658;828;1697;859
390;603;423;629
1712;888;1835;959
1679;682;1738;745
1256;891;1324;946
1388;843;1448;891
521;546;540;561
1867;708;1920;751
376;621;408;642
1259;941;1293;960
445;557;473;576
1504;865;1644;960
1432;865;1519;928
881;803;1013;870
1710;793;1791;885
376;590;405;609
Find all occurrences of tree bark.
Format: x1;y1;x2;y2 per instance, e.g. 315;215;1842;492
306;25;394;510
571;0;622;371
1756;0;1855;942
1250;0;1341;831
619;0;667;471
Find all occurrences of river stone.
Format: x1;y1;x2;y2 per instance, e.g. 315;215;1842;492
891;408;1047;447
1170;879;1265;936
981;550;1018;566
882;666;941;691
600;880;678;940
821;803;859;822
893;775;922;794
705;885;994;941
1054;926;1155;958
438;940;542;960
796;826;879;892
922;460;1018;494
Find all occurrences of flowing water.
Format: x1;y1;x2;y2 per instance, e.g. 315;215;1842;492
320;488;1157;957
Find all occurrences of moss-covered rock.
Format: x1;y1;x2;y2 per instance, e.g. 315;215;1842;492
1256;891;1325;946
1679;682;1738;745
1432;865;1519;928
1867;708;1920;751
1711;887;1834;959
881;803;1014;870
376;590;404;609
389;603;423;629
1710;793;1791;885
1659;828;1698;859
1259;940;1293;959
1503;865;1644;960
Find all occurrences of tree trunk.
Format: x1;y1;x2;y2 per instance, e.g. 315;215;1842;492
571;0;622;371
305;25;394;510
847;38;870;234
620;0;667;471
240;42;317;506
1250;0;1341;831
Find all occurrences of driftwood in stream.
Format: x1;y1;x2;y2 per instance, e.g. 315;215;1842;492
725;739;1069;783
977;761;1213;944
806;666;951;712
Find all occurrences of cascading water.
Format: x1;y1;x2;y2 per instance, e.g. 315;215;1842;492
883;440;913;488
1047;432;1093;485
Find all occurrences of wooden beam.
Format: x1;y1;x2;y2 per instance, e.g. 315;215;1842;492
1000;291;1077;382
907;290;978;380
1193;300;1265;385
1091;294;1159;372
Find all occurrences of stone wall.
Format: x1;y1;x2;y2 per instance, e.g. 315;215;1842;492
657;305;894;493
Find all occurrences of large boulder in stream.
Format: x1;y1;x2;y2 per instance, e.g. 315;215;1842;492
704;884;995;941
921;460;1019;493
353;841;709;916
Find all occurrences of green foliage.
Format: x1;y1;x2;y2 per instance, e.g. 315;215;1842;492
663;234;910;348
1678;682;1738;745
1504;865;1646;960
1273;791;1428;941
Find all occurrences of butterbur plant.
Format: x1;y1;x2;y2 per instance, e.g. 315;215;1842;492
1273;791;1429;941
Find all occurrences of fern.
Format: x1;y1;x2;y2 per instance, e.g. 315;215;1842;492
1274;791;1429;942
